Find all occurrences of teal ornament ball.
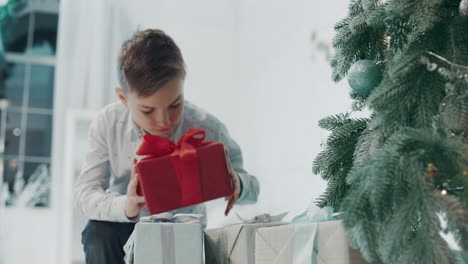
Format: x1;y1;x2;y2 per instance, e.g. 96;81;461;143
347;60;382;96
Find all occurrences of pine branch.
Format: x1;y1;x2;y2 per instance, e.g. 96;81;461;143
318;113;351;131
341;186;382;262
441;13;468;65
315;176;347;208
341;128;466;263
368;47;446;129
313;116;369;208
331;0;387;82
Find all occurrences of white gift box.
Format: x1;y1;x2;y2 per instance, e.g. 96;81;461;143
124;213;203;264
204;213;288;264
255;220;365;264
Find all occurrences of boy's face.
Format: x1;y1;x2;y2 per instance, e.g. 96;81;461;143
115;76;185;138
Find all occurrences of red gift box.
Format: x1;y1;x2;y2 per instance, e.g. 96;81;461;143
135;129;233;215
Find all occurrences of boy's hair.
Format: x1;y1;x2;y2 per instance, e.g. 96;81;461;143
118;29;186;97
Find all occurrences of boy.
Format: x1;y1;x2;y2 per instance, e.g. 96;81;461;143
75;29;259;264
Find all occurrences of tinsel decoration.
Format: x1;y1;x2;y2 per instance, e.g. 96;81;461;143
461;0;468;16
420;52;468;134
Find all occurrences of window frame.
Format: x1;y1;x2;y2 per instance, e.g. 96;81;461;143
0;10;57;208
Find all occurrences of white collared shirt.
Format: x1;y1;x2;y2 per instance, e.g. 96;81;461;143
74;100;259;222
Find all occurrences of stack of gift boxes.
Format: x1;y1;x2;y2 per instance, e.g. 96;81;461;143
127;129;366;264
126;211;365;264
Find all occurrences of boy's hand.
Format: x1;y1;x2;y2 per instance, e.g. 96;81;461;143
224;148;241;216
125;158;146;219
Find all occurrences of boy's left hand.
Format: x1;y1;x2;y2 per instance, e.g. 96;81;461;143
224;148;241;216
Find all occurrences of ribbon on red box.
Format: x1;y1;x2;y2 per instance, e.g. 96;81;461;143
136;129;214;205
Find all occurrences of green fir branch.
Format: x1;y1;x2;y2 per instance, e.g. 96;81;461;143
331;1;387;82
444;15;468;70
341;128;466;263
368;47;445;130
313;115;369;208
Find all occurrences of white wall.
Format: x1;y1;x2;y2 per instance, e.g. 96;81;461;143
1;208;56;264
229;0;351;223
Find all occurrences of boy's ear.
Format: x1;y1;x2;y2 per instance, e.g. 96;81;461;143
115;87;128;107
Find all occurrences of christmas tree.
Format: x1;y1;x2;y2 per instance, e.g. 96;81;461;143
313;0;468;263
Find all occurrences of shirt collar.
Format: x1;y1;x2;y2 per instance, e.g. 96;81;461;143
124;109;144;139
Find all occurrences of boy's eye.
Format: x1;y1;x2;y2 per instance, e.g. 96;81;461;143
169;103;180;109
142;110;153;115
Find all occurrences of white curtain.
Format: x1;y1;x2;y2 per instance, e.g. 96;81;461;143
54;0;136;110
52;1;137;263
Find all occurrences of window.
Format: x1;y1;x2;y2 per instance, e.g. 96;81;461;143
1;3;59;207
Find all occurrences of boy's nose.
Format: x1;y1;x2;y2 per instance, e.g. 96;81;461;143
154;111;170;127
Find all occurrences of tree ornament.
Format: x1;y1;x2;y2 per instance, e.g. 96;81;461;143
425;163;438;177
347;60;382;96
460;0;468;16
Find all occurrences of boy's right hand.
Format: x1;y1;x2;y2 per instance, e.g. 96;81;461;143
124;158;146;219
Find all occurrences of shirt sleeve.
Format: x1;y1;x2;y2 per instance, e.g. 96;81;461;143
215;123;260;204
74;112;135;222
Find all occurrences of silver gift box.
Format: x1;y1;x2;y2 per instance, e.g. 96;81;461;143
134;222;203;264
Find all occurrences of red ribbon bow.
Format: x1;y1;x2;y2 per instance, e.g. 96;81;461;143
136;129;213;205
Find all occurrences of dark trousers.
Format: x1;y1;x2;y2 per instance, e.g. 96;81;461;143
82;220;135;264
